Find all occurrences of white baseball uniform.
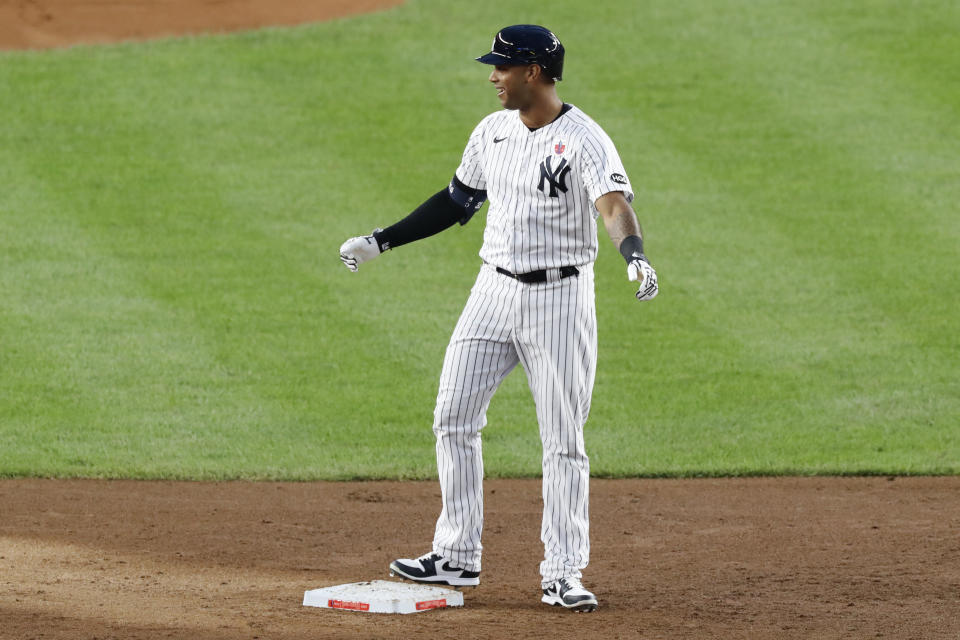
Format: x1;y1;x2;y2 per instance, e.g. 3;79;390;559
431;104;633;585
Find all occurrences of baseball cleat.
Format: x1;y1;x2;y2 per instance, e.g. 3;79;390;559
389;552;480;587
541;577;598;612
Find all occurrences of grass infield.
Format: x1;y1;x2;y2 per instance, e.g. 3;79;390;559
0;0;957;479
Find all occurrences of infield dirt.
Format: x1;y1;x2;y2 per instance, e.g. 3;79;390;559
2;477;959;639
0;0;403;50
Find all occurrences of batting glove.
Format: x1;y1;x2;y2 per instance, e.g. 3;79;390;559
339;230;383;272
627;258;659;301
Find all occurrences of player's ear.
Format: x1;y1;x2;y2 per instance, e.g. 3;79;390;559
526;63;540;83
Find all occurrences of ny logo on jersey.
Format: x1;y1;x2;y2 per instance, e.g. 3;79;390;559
538;155;572;198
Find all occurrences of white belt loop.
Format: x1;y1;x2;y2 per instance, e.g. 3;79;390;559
546;267;561;283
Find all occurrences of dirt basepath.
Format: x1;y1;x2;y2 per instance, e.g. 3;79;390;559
0;0;403;50
2;477;958;639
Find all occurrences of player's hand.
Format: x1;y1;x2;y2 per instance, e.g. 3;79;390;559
627;258;658;301
339;231;383;272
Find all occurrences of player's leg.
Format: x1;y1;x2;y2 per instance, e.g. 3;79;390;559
431;265;520;572
514;268;597;587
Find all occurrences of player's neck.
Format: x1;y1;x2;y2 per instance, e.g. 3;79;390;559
518;91;564;130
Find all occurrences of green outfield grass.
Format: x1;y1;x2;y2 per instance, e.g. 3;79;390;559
1;0;957;479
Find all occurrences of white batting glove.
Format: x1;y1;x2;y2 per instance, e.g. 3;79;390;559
339;230;383;272
627;258;659;301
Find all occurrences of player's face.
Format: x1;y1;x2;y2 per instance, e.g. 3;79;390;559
489;64;535;111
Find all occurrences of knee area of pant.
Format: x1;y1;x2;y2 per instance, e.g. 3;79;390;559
433;424;483;439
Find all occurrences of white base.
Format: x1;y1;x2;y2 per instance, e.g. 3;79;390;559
303;580;464;614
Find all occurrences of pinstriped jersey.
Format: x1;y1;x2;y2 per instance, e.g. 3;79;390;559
455;104;634;273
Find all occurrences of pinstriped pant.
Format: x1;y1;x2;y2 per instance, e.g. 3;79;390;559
432;263;597;584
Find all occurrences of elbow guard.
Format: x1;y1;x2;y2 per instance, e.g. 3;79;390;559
448;175;487;225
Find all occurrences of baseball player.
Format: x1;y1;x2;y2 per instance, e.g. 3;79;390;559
340;25;658;612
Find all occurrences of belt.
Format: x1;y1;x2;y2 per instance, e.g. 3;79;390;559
495;265;579;284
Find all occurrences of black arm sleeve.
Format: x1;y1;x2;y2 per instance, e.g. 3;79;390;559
373;177;487;251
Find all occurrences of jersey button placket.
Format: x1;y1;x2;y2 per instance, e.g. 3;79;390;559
514;134;532;274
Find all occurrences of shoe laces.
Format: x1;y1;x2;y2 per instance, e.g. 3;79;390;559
560;577;585;592
417;551;442;562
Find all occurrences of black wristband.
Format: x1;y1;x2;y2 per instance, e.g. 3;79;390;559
619;235;646;264
370;227;386;251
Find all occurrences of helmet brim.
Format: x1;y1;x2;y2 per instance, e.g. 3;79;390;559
476;52;519;65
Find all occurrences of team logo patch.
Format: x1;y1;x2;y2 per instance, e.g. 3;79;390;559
538;156;572;198
554;141;566;154
611;173;628;185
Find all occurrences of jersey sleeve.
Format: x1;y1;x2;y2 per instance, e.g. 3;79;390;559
454;119;487;191
580;128;634;205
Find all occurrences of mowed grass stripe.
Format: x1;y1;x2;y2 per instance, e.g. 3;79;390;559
0;159;268;477
582;1;958;474
0;36;425;478
0;0;956;478
771;1;960;455
692;1;960;424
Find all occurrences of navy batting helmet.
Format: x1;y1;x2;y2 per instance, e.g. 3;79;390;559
476;25;565;82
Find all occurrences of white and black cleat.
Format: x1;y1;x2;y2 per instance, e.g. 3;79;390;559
541;577;598;612
388;552;480;587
